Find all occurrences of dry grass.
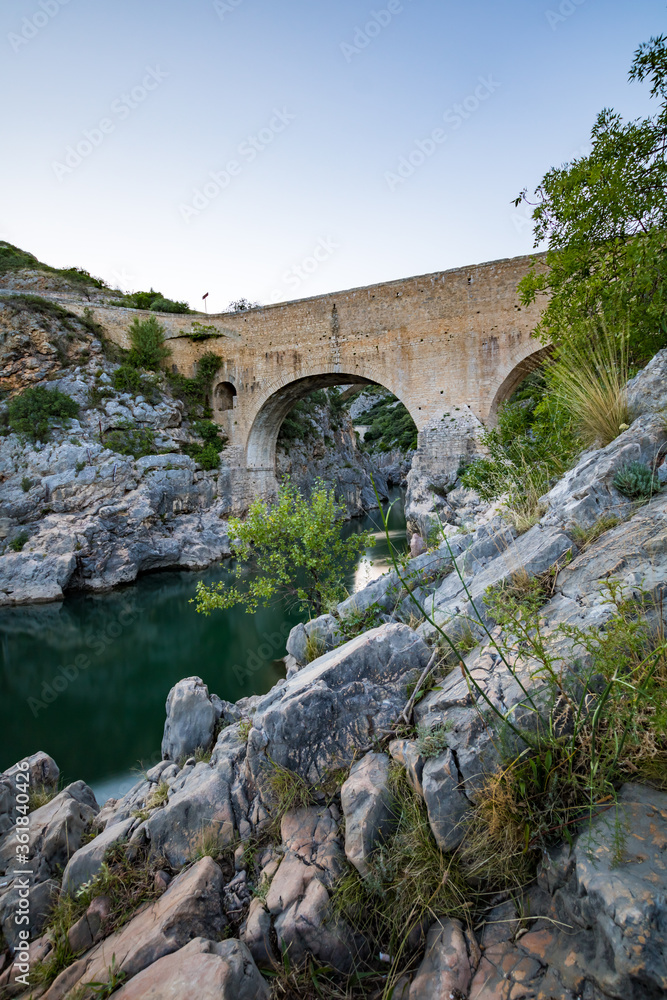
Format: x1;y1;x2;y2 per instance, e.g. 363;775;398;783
304;631;326;663
549;323;630;448
570;513;620;550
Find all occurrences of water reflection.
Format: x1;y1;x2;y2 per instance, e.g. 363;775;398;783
0;494;406;799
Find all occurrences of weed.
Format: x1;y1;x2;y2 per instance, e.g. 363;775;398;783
184;321;224;342
189;823;228;862
570;513;620;549
7;385;79;442
337;602;386;642
87;955;127;997
304;631;326;663
549;322;630;448
613;460;661;500
29;783;57;811
239;718;253;741
264;760;315;828
111;364;144;395
75;460;86;474
9;532;28;552
21;476;31;492
334;766;470;961
145;780;169;810
414;723;450;758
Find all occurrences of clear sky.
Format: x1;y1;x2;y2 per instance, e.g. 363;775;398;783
0;0;663;313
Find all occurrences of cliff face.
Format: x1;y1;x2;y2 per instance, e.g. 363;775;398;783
275;392;390;516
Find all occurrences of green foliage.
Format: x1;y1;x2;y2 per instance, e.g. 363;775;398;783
7;386;79;442
516;36;667;364
184;321;224;342
111;364;143;394
278;389;329;443
0;242;108;290
359;391;418;453
166;351;221;415
264;759;315;829
103;421;156;459
182;419;227;470
613;460;662;499
127;316;171;371
194;479;374;617
21;476;31;492
120;288;190;313
570;513;620;550
414;723;450;758
9;532;29;552
334;767;470;960
461;376;579;524
87;956;127;997
337;601;386;642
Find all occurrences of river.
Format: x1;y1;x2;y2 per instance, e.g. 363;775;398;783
0;495;406;802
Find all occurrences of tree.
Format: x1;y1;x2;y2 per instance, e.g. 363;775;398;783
516;35;667;364
127;315;171;370
193;480;374;617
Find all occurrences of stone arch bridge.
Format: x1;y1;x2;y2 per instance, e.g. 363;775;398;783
86;253;547;509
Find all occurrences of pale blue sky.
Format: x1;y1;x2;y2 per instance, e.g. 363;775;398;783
0;0;663;312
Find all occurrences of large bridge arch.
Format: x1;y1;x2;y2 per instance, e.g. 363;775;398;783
245;370;420;471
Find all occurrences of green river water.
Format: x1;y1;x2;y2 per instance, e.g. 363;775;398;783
0;497;406;803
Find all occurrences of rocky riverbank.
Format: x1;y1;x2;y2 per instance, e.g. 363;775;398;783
0;294;395;606
1;352;666;998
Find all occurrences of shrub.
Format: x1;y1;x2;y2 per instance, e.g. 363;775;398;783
104;422;156;459
182;419;227;470
337;601;386;642
360;392;418;453
548;323;630;447
120;288;190;313
166;352;221;415
149;295;190;314
9;532;29;552
21;476;31;492
112;364;144;394
127;316;171;371
461;373;580;526
613;460;661;499
7;386;79;442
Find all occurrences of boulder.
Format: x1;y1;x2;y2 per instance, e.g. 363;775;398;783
110;937;270;1000
340;752;394;875
0;878;58;952
264;806;358;972
247;624;430;787
43;857;226;1000
161;676;221;762
0;781;98;882
409;918;473;1000
421;749;471;852
61;817;134;895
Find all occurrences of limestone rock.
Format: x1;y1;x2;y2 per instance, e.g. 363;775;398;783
0;878;58;952
409;918;473;1000
43;857;226;1000
110;937;270;1000
61;817;134;895
161;676;221;762
421;749;471;852
0;781;98;882
340;752;394;875
265;806;359;972
247;624;430;787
